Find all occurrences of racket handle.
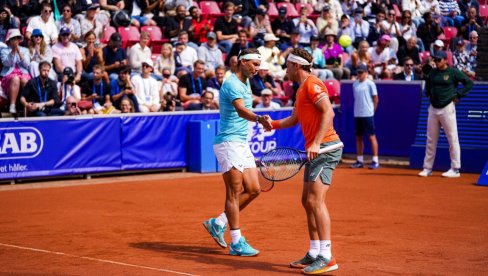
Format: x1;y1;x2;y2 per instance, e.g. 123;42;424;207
318;142;344;154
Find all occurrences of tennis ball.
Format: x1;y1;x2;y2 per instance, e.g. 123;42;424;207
339;35;352;48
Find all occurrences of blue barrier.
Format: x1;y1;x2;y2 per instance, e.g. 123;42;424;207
339;81;423;156
410;82;488;173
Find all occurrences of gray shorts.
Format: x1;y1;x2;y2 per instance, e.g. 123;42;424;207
303;140;343;185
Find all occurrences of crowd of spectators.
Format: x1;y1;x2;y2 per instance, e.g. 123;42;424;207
0;0;485;117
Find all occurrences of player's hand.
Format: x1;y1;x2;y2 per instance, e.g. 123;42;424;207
306;143;320;161
260;115;273;132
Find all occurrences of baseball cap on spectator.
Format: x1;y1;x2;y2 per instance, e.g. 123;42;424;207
324;29;336;37
380;34;391;43
354;7;363;14
434;51;447;59
142;59;154;68
311;35;320;41
357;63;368;72
5;28;23;42
261;89;273;96
278;6;287;16
434;39;444;48
457;39;465;46
322;4;330;11
259;62;270;70
264;33;279;42
256;9;266;16
63;67;74;76
110;32;122;44
291;28;300;35
32;29;43;37
207;32;216;40
470;30;478;38
59;27;71;35
87;4;100;10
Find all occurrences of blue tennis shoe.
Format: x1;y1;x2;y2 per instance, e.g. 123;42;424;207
203;218;227;248
229;236;259;257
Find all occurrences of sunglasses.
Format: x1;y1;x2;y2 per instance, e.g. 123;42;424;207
405;64;414;67
33;35;43;38
434;58;443;62
63;9;71;13
60;33;70;37
44;10;52;13
389;13;395;16
142;64;151;68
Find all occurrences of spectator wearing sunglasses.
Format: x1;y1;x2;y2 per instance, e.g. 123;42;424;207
25;2;58;45
393;57;421;81
55;5;81;42
52;27;83;83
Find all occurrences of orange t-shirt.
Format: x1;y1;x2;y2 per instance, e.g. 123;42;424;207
295;75;339;149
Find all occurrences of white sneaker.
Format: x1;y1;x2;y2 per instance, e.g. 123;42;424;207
418;169;432;177
441;169;460;178
9;104;16;114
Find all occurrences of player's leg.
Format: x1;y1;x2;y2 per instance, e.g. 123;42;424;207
421;105;441;176
438;103;461;177
239;167;261;211
301;146;341;274
351;118;365;168
366;117;380;169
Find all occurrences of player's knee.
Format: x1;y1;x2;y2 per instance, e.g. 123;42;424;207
247;186;261;198
302;197;319;210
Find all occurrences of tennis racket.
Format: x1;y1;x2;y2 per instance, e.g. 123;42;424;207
257;142;344;191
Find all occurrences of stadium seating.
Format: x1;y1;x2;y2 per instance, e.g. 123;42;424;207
295;3;318;19
440;27;458;49
324;79;341;105
276;2;299;17
200;1;224;17
118;26;141;48
392;4;402;22
446;50;453;67
141;26;169;54
267;2;279;19
282;81;295;98
419;51;431;64
480;5;488;24
101;26;116;44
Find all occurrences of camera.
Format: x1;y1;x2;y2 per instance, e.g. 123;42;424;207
67;74;75;84
70;102;77;107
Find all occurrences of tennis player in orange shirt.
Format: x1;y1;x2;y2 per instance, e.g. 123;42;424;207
270;48;343;274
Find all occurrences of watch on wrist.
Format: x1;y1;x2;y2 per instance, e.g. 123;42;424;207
256;115;261;122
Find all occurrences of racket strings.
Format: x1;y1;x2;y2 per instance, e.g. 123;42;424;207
259;149;304;181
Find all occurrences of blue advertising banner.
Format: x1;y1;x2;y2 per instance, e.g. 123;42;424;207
0;118;121;180
339;81;423;156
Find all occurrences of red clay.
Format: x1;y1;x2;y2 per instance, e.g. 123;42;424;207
0;165;487;275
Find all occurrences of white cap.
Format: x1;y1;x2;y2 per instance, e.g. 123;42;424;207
264;33;279;42
434;39;444;47
261;89;273;95
142;59;154;68
259;62;269;70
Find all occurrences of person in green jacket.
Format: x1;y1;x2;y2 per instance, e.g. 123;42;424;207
419;51;473;178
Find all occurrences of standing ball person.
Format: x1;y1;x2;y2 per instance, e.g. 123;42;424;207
418;51;473;178
203;48;272;257
270;48;342;274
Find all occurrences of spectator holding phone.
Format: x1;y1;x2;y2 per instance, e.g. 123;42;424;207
58;67;81;112
81;64;113;114
110;66;140;112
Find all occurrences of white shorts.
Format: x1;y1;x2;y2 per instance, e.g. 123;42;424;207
213;141;256;173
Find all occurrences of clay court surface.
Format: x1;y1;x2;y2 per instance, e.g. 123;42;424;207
0;165;487;275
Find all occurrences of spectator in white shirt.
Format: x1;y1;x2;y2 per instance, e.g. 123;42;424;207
25;2;58;45
255;89;281;109
128;31;152;75
131;59;161;112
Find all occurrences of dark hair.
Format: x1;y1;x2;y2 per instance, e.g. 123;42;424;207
84;30;96;41
238;29;250;38
290;48;313;72
223;2;235;10
403;57;413;65
189;6;198;14
120;65;131;74
423;12;432;20
38;60;51;70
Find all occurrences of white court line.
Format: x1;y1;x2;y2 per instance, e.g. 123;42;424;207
0;242;198;276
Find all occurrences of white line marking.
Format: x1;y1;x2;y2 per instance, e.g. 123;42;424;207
0;242;198;276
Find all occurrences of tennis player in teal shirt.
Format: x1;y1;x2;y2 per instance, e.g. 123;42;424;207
203;48;272;257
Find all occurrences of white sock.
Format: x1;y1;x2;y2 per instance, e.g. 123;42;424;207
357;155;364;163
372;156;379;163
230;229;241;245
215;212;227;227
319;240;332;259
308;240;320;258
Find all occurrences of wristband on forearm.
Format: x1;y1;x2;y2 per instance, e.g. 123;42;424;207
271;120;280;129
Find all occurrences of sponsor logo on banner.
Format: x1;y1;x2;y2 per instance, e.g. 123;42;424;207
0;127;44;160
248;122;276;155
